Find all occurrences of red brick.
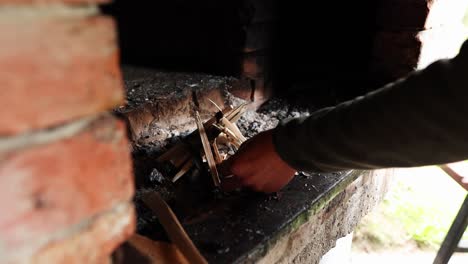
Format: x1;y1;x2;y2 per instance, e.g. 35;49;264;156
33;203;135;264
0;115;134;258
0;15;124;135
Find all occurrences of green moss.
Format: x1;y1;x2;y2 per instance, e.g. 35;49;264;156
244;170;364;262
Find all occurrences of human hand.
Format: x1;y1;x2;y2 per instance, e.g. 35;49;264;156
220;129;297;193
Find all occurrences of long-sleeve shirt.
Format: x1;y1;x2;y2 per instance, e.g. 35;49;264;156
273;40;468;173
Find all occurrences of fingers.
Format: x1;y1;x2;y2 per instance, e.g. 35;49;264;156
217;129;297;193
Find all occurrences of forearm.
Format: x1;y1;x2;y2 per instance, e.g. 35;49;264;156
273;42;468;172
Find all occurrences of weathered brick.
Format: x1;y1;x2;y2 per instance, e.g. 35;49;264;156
0;14;124;135
369;25;468;84
32;203;135;264
0;115;134;260
376;0;468;30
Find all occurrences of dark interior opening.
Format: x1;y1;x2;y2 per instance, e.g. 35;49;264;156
101;0;247;76
101;0;379;107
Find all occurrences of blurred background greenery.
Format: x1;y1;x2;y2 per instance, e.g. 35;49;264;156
353;166;467;252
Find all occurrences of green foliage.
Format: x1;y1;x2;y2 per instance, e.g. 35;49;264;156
354;167;468;251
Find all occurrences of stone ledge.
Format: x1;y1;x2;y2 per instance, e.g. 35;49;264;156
238;169;393;264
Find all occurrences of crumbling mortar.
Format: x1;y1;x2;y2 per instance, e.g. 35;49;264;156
0;115;97;153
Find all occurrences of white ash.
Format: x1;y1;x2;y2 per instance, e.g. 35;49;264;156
236;98;311;138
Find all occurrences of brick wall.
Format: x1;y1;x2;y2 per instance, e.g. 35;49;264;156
0;2;135;263
369;0;468;87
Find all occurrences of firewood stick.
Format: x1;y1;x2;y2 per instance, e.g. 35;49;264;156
128;234;190;264
195;111;221;186
142;193;208;264
230;112;244;123
212;139;223;164
225;103;247;122
220;117;246;142
218;126;241;149
172;159;193;183
204;105;232;129
208;98;223;112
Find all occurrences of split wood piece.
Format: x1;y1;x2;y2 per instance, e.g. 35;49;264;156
127;234;190;264
213;124;241;149
142;192;208;264
216;133;229;145
229;109;246;123
225;103;247;123
220;117;247;143
172;159;194;183
157;144;186;163
203;105;233;129
212;138;223;164
195;111;221;187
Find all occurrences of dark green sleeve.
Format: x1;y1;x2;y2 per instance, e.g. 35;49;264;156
273;40;468;173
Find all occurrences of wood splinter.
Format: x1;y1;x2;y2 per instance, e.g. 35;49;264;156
195;111;221;187
225;103;247;122
142;192;208;264
172;159;194;183
214;124;241;149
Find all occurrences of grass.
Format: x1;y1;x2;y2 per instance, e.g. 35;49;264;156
353;166;468;251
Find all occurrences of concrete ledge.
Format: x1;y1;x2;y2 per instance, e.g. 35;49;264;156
246;169;394;264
